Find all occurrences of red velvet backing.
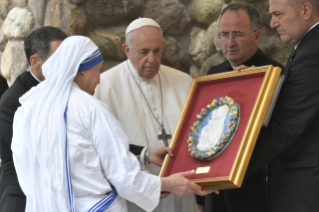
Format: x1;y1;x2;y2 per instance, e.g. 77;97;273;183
164;73;265;179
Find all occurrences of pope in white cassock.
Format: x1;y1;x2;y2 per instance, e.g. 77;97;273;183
11;36;204;212
95;18;198;212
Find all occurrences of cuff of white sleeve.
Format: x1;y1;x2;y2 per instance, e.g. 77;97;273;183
139;147;147;170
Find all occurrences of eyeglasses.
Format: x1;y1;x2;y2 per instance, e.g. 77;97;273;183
218;29;259;41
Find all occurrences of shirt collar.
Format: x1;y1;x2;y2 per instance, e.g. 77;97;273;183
231;65;238;69
126;59;158;85
227;48;261;70
295;21;319;49
27;67;41;83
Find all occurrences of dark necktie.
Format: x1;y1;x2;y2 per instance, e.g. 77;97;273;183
281;47;296;77
288;47;296;63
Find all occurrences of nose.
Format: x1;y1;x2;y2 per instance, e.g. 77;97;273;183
227;35;236;47
270;16;279;29
147;52;155;64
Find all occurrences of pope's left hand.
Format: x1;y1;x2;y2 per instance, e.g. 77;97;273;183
149;146;174;166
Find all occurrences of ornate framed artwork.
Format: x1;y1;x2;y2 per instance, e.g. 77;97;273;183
159;65;282;190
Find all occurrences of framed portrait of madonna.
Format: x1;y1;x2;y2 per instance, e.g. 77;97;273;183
159;65;282;190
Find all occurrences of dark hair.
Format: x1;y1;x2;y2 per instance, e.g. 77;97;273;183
220;3;261;31
24;26;68;65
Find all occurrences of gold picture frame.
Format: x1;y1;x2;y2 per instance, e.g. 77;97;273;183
159;65;282;190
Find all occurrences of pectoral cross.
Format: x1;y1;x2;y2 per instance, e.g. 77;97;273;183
158;128;171;147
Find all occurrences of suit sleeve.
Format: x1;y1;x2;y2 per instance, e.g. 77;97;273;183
246;45;319;177
0;76;8;99
129;144;145;155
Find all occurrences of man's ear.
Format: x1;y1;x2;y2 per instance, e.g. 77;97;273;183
254;29;262;45
30;55;40;68
300;2;312;21
122;43;131;59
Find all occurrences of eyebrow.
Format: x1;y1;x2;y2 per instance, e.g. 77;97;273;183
220;31;244;34
270;10;282;14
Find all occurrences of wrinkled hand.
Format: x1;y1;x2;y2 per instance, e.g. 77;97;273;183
149;146;174;166
233;65;255;72
161;170;201;196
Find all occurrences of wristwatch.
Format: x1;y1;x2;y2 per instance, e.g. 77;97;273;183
144;148;150;165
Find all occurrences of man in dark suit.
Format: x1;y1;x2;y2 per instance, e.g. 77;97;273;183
207;3;284;75
245;0;319;211
0;76;8;100
0;26;68;212
197;4;284;212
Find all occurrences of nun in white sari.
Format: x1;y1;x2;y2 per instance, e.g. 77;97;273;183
11;36;162;212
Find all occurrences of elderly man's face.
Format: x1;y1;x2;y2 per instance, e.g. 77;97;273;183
219;9;261;66
123;27;164;80
269;0;305;45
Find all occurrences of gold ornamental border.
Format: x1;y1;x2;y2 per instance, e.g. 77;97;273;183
159;65;282;190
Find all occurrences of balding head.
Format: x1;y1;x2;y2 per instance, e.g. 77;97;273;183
289;0;319;15
270;0;319;45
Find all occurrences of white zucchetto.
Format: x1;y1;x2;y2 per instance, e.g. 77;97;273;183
125;18;162;36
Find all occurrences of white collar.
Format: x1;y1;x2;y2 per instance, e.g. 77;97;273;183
295;21;319;49
126;59;159;86
231;65;238;70
27;67;41;83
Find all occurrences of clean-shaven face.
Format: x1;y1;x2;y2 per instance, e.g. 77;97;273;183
124;27;164;80
219;9;260;66
269;0;305;45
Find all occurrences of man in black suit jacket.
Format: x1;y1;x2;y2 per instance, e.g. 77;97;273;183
0;26;68;212
197;4;284;212
0;76;8;100
245;0;319;211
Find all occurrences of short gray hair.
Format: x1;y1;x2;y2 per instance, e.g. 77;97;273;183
220;3;261;31
289;0;319;15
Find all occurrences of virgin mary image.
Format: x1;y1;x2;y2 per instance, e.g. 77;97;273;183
197;105;229;151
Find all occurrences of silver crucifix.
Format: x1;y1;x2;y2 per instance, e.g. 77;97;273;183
158;128;171;147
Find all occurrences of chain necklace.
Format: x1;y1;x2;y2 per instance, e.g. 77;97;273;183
126;61;171;146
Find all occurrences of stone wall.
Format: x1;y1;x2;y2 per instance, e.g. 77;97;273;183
0;0;292;86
